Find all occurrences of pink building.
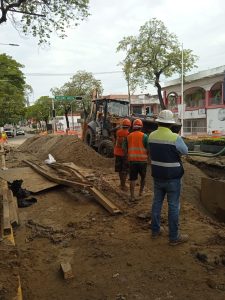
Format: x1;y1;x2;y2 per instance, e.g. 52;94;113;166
162;65;225;135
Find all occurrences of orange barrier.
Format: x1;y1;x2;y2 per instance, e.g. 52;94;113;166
67;130;78;135
55;130;65;135
39;131;48;136
38;130;83;138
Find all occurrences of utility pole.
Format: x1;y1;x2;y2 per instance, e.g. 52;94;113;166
181;43;184;137
52;98;56;133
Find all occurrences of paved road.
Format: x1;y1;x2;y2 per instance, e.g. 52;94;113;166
7;133;34;146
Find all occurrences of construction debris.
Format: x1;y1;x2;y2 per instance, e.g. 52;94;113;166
201;178;225;222
0;179;19;236
60;262;74;280
1;134;225;300
25;219;75;244
0;166;58;193
24;160;122;215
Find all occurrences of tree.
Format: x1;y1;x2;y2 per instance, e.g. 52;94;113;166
25;96;52;129
0;0;90;44
51;70;103;129
24;84;33;107
0;53;26;126
117;18;198;109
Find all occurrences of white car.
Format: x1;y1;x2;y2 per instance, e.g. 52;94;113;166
16;129;25;136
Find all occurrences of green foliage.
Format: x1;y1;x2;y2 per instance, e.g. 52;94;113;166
117;18;198;109
51;70;103;120
0;53;26;126
25;96;52;123
0;0;90;45
200;138;225;146
24;84;33;106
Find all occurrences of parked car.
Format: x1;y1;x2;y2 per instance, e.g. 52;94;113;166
16;128;25;136
4;128;15;138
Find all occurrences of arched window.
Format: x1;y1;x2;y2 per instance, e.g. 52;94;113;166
209;82;222;105
167;92;178;110
184;87;205;108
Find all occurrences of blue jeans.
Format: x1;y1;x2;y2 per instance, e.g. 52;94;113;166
151;178;181;241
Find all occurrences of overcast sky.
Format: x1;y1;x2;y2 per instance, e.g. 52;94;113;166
1;0;225;103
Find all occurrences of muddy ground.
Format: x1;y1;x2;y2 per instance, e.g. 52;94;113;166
1;135;225;300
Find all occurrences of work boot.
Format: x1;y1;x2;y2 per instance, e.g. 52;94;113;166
119;185;129;192
169;234;189;246
151;231;162;239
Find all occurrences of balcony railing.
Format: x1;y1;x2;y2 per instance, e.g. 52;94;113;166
183;126;207;135
185;99;205;109
208;97;223;106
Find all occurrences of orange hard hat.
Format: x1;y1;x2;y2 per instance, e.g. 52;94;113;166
122;118;131;127
133;118;143;129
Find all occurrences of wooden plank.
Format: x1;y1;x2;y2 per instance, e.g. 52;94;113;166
88;186;121;215
60;163;122;215
60;262;74;280
0;167;58;193
7;190;19;227
3;201;11;235
2;183;11;235
23;160;91;189
50;163;86;183
0;194;3;241
0;144;7;170
25;160;122;215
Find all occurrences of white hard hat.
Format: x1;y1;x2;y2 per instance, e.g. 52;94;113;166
156;110;175;124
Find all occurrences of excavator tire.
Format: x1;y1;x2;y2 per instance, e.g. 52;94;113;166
98;140;114;158
84;128;94;146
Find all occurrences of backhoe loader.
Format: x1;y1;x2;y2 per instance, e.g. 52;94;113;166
82;97;181;157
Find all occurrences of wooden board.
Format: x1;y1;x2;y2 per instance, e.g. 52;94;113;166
1;180;11;236
0;167;58;193
201;177;225;222
24;160;122;215
7;190;19;227
0;194;3;240
61;163;122;215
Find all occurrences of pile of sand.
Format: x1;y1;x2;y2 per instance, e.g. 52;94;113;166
19;135;114;169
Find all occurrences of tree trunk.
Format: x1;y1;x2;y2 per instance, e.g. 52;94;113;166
64;109;70;130
127;76;131;115
155;75;166;110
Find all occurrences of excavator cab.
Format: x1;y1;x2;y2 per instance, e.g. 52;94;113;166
83;98;129;157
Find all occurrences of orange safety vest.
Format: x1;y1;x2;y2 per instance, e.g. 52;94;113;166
127;131;148;162
2;132;7;142
114;128;129;156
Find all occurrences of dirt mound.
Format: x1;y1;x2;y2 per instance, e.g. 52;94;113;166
0;242;19;300
18;135;114;169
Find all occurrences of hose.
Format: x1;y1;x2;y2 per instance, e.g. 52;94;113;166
188;145;225;157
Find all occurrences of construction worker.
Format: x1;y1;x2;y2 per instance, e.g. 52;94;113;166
114;118;131;191
148;110;188;246
1;131;7;143
125;119;148;201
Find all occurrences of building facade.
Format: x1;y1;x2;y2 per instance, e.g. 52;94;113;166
102;94;160;116
162;65;225;136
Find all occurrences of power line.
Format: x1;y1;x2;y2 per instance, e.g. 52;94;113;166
24;70;123;76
